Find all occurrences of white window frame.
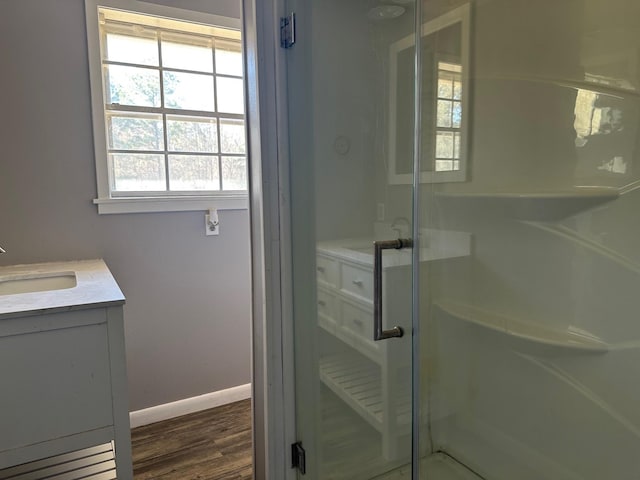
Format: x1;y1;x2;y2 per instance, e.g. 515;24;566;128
85;0;248;214
387;4;470;185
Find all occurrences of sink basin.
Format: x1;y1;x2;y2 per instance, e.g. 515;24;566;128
0;272;77;295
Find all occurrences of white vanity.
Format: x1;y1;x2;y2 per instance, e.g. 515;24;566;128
0;260;132;480
316;231;471;459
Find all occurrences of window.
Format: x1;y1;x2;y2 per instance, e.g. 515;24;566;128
387;5;469;184
434;61;462;172
86;0;247;213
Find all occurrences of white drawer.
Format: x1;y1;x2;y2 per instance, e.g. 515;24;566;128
317;288;338;335
317;289;336;321
316;255;338;287
341;301;373;341
340;262;373;302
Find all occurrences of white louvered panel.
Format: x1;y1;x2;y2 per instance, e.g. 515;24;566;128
0;443;116;480
320;354;384;429
320;353;413;433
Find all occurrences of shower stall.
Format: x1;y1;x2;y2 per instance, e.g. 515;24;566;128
280;0;640;478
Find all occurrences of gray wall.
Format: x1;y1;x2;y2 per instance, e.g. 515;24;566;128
0;0;250;412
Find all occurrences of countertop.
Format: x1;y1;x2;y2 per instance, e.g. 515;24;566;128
317;230;472;268
0;259;125;320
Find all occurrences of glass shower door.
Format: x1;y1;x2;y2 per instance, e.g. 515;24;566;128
286;0;418;478
284;0;640;477
419;0;640;479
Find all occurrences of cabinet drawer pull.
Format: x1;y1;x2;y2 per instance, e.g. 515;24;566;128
318;300;326;307
352;279;364;287
352;318;363;327
316;266;325;273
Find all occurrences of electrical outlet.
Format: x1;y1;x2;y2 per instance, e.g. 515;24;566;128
377;203;385;221
205;209;219;236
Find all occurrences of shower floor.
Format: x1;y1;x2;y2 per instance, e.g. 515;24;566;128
373;453;482;480
320;384;482;480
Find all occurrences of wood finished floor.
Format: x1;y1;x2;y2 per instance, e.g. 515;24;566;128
131;399;253;480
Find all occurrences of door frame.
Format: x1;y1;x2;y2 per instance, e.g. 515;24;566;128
243;0;424;477
243;0;298;479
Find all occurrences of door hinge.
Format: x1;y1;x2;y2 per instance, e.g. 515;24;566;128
291;441;306;474
280;13;296;49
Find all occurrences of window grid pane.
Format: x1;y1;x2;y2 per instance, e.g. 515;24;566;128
219;119;246;154
101;15;245;194
104;65;161;107
168;155;220;191
216;77;245;114
163;71;216;112
437;100;452;128
167;116;218;153
434;60;462;172
111;154;166;191
105;29;159;66
161;32;214;73
108;113;164;151
215;40;243;76
221;156;247;191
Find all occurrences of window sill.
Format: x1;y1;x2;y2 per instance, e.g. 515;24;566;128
93;195;249;214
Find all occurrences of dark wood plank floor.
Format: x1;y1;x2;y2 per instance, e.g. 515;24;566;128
131;399;253;480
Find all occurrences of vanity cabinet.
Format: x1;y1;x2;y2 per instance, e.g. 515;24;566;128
316;244;412;459
0;260;132;480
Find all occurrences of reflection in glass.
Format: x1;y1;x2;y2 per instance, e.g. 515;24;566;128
438;78;453;98
453;80;462;100
434;61;463;171
111;154;165;191
437;100;453;127
452;102;462;128
436;131;454;158
573;86;636;180
389;14;467;181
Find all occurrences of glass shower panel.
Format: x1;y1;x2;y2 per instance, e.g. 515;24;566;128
287;0;417;478
420;0;640;479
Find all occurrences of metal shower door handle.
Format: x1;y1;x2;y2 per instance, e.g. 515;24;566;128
373;238;413;341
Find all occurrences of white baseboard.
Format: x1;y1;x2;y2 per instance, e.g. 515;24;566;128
129;383;252;428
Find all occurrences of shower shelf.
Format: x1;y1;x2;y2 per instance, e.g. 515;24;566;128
435;187;619;220
436;300;609;354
